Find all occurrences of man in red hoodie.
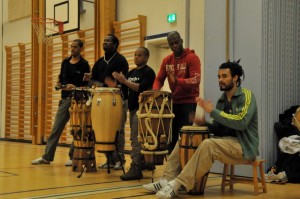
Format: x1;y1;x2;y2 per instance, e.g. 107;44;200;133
153;31;201;152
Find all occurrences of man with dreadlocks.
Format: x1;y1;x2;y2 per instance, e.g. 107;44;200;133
142;60;259;199
83;34;128;170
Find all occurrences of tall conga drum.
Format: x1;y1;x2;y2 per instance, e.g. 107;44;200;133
69;89;96;172
91;87;122;152
179;126;210;195
137;90;175;165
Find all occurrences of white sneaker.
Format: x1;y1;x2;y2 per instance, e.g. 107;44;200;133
32;157;50;165
265;170;276;182
142;178;168;193
156;183;178;199
98;162;115;169
65;159;73;166
114;161;123;170
274;171;288;184
265;170;288;183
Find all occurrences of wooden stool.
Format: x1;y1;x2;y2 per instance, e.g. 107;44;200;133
221;159;267;195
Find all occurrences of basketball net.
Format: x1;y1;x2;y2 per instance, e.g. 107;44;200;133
32;18;64;44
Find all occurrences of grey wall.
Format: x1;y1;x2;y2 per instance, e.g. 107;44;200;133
204;0;262;122
261;0;300;166
205;0;263;175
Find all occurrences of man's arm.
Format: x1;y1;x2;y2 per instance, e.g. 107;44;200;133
82;60;90;86
113;67;156;93
121;57;129;77
176;54;201;89
153;59;167;90
59;58;68;86
113;71;139;92
197;89;257;131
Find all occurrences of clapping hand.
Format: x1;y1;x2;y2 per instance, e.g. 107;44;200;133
104;76;117;88
83;73;92;81
112;71;126;84
63;84;76;91
167;70;177;84
196;97;214;113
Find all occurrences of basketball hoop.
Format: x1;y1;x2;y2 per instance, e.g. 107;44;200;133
32;18;64;44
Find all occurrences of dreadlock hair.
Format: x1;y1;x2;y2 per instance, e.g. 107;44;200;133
219;59;245;87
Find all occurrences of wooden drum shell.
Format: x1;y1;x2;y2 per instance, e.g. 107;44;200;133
179;126;210;195
137;90;174;165
91;88;122;152
69;89;96;172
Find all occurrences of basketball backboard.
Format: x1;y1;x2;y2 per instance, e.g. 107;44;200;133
45;0;79;35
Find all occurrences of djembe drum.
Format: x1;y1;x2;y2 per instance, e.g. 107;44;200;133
179;126;210;195
91;87;122;152
69;88;96;172
137;90;174;165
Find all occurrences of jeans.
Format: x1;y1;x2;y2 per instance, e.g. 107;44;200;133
129;108;143;165
43;99;73;161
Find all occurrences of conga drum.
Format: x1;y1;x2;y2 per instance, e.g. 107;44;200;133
69;89;96;172
137;90;175;165
292;107;300;131
179;126;210;195
91;87;122;152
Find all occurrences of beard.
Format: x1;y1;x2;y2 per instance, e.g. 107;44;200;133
219;81;234;91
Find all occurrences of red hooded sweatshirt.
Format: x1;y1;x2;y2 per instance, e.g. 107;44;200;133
153;48;201;104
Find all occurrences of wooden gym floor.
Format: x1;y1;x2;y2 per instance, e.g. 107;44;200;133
0;140;298;199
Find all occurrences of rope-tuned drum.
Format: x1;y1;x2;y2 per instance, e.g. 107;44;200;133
69;88;96;172
137;90;175;165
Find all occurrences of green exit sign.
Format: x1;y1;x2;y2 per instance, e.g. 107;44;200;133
167;13;177;23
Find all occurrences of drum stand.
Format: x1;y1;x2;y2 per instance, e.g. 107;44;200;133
77;144;96;178
98;131;125;175
141;150;169;182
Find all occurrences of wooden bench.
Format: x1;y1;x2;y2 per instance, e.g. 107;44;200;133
221;159;267;195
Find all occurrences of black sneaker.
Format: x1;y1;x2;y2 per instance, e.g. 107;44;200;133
120;164;143;181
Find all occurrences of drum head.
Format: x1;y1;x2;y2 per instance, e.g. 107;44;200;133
181;126;208;131
140;90;172;99
141;90;171;95
92;87;120;93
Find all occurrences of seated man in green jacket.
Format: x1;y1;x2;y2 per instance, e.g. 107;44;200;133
142;60;259;199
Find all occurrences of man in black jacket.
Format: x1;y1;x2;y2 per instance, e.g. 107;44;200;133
32;39;90;165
